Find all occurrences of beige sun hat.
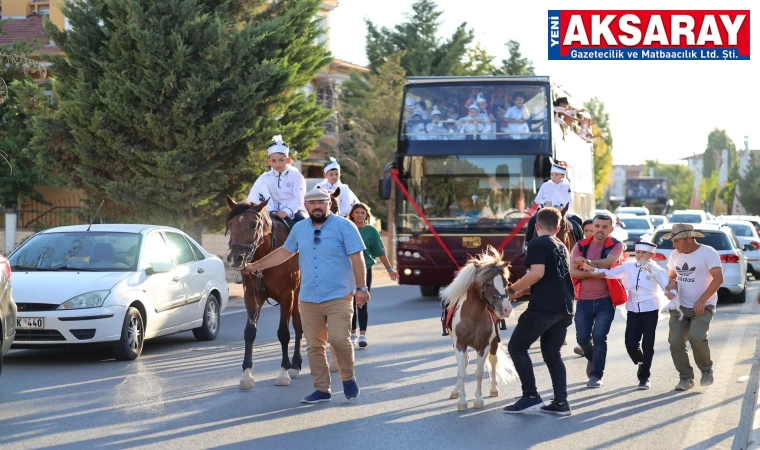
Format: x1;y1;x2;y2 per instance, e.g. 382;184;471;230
304;188;331;202
661;223;706;240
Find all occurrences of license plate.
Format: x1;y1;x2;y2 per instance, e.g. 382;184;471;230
17;317;45;329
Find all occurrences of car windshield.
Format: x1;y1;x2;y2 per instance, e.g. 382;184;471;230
670;214;702;224
653;231;734;251
9;232;142;271
649;217;665;227
725;223;755;237
620;218;651;229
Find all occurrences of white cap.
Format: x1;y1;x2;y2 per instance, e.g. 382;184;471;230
550;161;567;175
468;105;479;112
476;96;487;104
267;135;289;157
431;109;442;116
634;241;657;252
324;156;340;174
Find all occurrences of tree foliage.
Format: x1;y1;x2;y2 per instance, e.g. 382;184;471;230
496;40;535;76
644;160;695;210
29;0;332;240
584;99;613;200
737;153;760;215
701;128;738;210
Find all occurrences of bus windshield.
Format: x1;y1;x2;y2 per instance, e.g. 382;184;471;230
398;154;546;234
401;81;551;152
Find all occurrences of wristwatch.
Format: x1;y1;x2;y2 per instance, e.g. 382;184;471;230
357;286;369;293
507;287;516;296
386;267;394;273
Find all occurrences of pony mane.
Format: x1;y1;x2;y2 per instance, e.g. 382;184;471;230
440;246;509;310
226;201;273;236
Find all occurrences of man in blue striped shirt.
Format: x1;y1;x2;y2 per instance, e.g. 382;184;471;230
244;188;368;404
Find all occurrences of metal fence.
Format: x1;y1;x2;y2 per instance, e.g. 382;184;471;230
0;196;95;230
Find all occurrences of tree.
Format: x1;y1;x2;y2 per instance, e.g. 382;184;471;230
30;0;332;242
496;40;535;76
336;54;407;222
700;171;719;212
460;43;498;76
365;0;474;75
0;80;51;209
584;99;613;200
737;153;760;215
644;160;695;210
701;128;738;210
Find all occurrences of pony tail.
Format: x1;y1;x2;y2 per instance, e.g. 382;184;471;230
485;345;518;386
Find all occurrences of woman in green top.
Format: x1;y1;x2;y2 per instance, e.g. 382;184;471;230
348;203;399;348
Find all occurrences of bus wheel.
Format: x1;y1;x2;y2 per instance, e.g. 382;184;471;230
420;285;440;297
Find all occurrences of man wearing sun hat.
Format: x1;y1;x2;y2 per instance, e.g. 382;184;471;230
244;187;368;404
662;223;723;391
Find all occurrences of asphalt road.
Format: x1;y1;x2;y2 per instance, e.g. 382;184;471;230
1;279;759;450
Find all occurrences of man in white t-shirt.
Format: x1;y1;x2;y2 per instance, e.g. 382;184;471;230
663;224;724;391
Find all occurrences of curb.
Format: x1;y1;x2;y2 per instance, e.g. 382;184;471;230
734;334;760;450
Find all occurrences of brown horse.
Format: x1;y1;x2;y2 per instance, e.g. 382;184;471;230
441;246;518;410
557;204;578;252
226;197;303;389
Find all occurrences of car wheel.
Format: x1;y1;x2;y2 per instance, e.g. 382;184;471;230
193;294;220;341
420;285;440;297
113;307;144;361
733;288;747;304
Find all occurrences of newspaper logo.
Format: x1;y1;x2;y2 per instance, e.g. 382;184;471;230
548;10;750;60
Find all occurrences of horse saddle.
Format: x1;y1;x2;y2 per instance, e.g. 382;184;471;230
270;213;293;231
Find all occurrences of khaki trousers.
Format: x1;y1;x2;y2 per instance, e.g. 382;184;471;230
300;295;355;392
668;305;715;380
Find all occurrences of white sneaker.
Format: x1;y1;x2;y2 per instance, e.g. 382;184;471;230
350;334;358;346
358;335;368;348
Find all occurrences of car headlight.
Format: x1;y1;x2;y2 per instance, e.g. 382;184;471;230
57;290;111;310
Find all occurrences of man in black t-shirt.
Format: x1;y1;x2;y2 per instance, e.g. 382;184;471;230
503;207;576;416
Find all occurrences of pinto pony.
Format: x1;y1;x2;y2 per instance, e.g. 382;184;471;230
226;197;303;390
441;246;518;410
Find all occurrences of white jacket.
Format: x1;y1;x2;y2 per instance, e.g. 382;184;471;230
595;261;670;313
535;179;573;210
247;166;306;219
316;180;359;217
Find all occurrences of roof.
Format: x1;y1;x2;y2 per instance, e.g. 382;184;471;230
406;76;550;85
0;15;63;55
39;224;181;234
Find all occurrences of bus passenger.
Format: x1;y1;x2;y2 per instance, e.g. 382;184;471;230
444;118;465;140
459;105;486;140
476;96;496;140
426;109;445;140
504;91;531;139
407;111;426;140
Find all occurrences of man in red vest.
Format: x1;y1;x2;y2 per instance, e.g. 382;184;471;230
569;214;624;388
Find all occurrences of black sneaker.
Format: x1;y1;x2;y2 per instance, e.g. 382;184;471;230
636;362;644;380
503;395;543;414
586;360;593;378
638;379;650;390
540;400;572;416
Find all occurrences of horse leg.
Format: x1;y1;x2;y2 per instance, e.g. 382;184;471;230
488;351;499;397
274;299;292;386
474;350;488;409
289;288;303;378
455;346;468;410
240;311;258;391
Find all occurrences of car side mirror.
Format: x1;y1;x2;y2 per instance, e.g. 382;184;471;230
378;177;392;200
146;262;176;275
744;244;755;252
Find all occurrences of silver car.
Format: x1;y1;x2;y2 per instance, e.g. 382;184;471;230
1;254;17;377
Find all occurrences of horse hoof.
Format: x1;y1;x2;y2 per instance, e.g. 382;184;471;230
274;375;291;386
450;392;460;399
288;369;301;378
239;369;255;391
474;400;485;409
457;402;468;411
490;390;499;398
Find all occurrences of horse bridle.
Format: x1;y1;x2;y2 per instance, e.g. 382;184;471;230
226;209;266;269
479;281;511;309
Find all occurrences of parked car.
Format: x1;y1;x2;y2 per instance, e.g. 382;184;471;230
704;219;760;277
650;224;748;303
0;255;17;377
7;225;229;360
669;209;708;224
615;206;650;216
647;215;669;228
723;215;760;238
618;216;655;251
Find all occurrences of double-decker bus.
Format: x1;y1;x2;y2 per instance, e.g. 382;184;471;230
379;76;595;297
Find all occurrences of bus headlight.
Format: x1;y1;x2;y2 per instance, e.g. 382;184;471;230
403;268;412;276
412;252;420;259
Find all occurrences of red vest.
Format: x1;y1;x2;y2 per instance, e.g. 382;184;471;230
573;236;628;307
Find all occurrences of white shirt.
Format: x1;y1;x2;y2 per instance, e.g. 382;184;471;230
247;165;306;219
505;105;530;137
534;179;573;210
316;180;359;217
596;261;670;312
667;245;723;307
426;122;446;139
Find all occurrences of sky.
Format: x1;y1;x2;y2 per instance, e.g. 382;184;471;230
329;1;759;166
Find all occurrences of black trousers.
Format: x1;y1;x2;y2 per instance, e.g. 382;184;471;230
507;309;573;402
625;310;659;381
352;269;373;331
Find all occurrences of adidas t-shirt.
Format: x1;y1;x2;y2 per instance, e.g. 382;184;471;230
667;245;723;307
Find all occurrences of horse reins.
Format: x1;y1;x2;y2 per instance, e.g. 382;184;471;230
227;209;276;306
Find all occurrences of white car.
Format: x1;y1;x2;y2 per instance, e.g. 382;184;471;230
1;255;16;377
669;209;708;224
650;224;748;303
8;225;229;360
704;219;760;277
615;206;650;216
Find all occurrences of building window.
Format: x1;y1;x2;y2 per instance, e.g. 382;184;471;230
315;14;328;47
38;7;50;16
316;85;334;109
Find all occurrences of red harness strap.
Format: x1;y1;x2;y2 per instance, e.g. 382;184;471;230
390;169;460;269
445;303;499;330
496;203;539;252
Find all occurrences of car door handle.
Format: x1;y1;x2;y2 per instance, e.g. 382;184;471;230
197;268;204;274
172;276;180;282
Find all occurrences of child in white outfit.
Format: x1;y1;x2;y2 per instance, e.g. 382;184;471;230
316;157;359;217
247;135;307;223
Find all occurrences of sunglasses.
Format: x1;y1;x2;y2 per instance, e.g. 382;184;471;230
314;229;321;245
